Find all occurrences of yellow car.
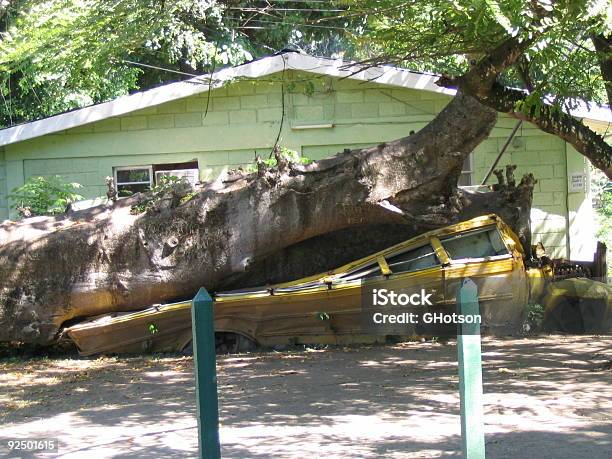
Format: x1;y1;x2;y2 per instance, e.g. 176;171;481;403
65;214;565;356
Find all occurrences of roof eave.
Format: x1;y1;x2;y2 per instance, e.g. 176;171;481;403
0;53;609;148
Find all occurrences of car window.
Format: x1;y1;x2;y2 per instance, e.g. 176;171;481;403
274;281;326;293
385;244;440;274
338;262;382;282
440;227;508;260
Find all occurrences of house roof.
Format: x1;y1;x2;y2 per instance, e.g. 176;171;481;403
0;52;610;148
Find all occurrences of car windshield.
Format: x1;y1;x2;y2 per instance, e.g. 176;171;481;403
440;226;508;260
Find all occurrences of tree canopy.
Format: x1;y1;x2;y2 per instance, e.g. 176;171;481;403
352;0;612;176
1;1;610;176
0;0;352;127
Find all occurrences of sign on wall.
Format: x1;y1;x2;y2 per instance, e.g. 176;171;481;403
569;172;586;193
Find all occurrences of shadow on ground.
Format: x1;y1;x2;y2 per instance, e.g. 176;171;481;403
0;335;610;458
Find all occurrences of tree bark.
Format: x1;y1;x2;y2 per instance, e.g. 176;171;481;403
448;82;612;178
221;171;535;290
591;33;612;108
0;92;532;345
437;33;612;179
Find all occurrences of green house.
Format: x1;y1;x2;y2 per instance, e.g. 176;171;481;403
0;52;609;260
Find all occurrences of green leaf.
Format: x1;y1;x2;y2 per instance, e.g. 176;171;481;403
9;175;84;217
317;312;330;321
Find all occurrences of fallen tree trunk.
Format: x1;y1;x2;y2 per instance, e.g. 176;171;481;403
0;92;533;344
220;175;536;290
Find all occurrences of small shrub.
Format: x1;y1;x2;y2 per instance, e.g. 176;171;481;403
9;176;84;217
245;147;312;173
591;168;612;276
131;175;192;214
524;303;545;332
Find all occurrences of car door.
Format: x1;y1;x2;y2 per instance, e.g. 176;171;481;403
330;248;445;338
329;259;389;338
439;224;528;334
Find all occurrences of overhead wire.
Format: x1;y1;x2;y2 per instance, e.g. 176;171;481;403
122;60;202;79
228;7;346;13
270;58;287;158
378;90;437;116
235;19;359;31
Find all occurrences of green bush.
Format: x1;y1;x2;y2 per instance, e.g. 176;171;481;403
592;170;612;276
245;147;312;173
9;176;84;217
595;188;612;241
524;303;545;332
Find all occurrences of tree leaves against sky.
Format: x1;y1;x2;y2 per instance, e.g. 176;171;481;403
1;0;610;143
0;0;354;127
352;0;611;110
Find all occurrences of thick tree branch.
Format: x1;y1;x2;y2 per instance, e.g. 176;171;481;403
460;36;535;97
591;33;612;108
437;30;612;178
438;77;612;177
516;56;535;92
0;92;501;344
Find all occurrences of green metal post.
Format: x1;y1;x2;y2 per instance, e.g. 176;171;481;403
191;288;221;459
456;278;485;459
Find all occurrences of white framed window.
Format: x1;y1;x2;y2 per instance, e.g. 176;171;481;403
459;153;474;186
154;169;199;186
113;166;153;198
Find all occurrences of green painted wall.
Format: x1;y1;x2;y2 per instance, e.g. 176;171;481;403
0;147;7;221
472;124;571;257
566;144;596;260
1;70;588;258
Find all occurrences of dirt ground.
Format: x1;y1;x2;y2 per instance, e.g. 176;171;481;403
0;335;610;458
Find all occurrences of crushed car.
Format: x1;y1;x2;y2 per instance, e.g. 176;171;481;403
62;214;611;355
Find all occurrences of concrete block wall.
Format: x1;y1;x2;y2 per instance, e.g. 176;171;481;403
471;121;570;257
23;157;106;200
1;70;581;257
